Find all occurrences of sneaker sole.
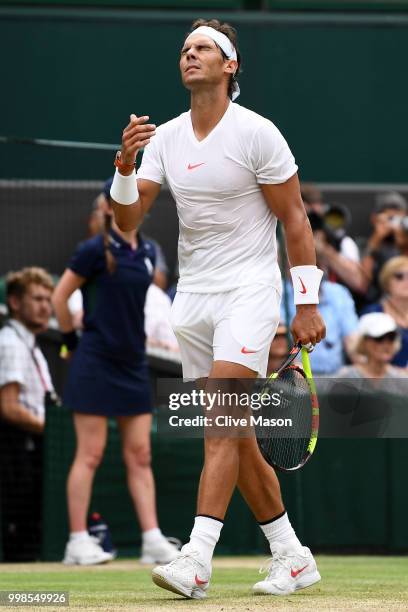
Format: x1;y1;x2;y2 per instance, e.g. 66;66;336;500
152;569;206;600
295;570;321;591
253;570;321;596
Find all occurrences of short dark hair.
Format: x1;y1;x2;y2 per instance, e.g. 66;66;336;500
189;18;241;100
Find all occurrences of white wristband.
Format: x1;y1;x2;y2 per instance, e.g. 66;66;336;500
110;168;139;205
290;265;323;305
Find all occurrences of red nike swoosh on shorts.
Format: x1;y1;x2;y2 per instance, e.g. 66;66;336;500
241;347;256;354
195;574;208;585
298;276;307;294
187;162;205;170
291;565;308;578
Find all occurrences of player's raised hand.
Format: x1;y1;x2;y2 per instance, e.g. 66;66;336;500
121;114;156;166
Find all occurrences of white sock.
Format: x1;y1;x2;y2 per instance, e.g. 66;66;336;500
70;530;90;542
185;515;223;566
259;512;303;553
142;527;163;546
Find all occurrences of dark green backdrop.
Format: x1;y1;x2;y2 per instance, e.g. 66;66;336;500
41;405;408;561
1;8;407;182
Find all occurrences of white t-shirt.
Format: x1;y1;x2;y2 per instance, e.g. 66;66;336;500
137;102;298;293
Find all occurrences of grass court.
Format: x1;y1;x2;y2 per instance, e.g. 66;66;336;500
1;555;407;611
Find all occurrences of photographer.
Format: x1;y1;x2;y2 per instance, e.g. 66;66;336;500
307;211;365;295
360;192;407;304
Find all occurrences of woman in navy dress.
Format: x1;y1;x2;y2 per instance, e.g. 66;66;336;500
52;184;179;566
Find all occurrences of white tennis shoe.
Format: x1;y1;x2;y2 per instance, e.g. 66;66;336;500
140;536;181;564
63;535;113;565
253;542;321;595
152;546;211;599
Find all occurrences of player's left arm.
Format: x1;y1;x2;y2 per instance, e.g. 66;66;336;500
260;173;326;346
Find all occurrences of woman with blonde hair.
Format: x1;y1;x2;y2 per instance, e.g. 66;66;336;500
360;256;408;367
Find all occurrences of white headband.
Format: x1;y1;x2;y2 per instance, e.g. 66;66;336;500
185;26;240;101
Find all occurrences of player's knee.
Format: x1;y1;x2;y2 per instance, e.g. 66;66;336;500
204;436;239;460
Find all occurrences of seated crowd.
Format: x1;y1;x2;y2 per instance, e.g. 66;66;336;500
270;185;408;378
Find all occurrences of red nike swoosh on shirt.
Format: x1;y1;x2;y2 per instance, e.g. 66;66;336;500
195;574;208;585
298;276;307;294
187;162;205;170
291;565;308;578
241;347;256;354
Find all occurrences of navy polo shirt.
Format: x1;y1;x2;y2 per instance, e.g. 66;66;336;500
69;230;156;363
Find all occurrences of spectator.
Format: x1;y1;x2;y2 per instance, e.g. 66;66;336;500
144;284;179;352
301;187;365;293
0;267;54;433
52;189;179;566
360;256;408;368
311;220;366;295
0;267;54;561
333;313;406;439
360;191;407;303
301;184;360;263
336;313;406;379
300;183;326;215
323;203;360;264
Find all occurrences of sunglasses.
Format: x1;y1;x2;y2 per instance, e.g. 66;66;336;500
366;331;398;343
393;271;408;281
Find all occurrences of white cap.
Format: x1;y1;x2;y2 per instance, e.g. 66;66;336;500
357;312;397;338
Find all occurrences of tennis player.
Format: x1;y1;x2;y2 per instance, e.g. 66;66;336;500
111;18;326;598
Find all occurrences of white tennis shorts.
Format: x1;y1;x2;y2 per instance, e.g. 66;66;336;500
171;284;281;380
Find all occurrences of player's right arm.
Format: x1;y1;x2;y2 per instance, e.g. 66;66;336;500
111;114;161;232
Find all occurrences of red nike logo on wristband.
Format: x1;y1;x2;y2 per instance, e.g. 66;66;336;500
195;574;208;585
241;347;256;354
187;162;205;170
298;277;307;294
291;565;308;578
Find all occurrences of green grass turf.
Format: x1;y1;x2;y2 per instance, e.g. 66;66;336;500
0;556;407;611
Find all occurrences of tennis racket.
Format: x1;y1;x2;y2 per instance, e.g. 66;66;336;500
256;343;319;472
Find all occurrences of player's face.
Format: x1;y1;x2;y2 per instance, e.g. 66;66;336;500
12;283;52;333
179;35;231;92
